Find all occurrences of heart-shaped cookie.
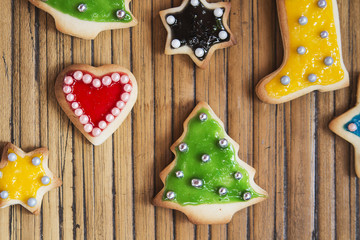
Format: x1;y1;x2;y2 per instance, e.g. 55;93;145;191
55;64;138;145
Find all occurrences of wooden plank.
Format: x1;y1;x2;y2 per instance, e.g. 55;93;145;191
131;0;155;239
0;0;13;239
112;27;134;240
252;0;278;239
153;0;174;240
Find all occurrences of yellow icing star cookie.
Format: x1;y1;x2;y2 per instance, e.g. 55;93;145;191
256;0;349;104
0;143;62;215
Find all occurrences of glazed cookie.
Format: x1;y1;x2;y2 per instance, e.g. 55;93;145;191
55;64;138;146
0;143;62;215
329;77;360;178
153;102;267;224
28;0;137;39
256;0;349;104
160;0;236;69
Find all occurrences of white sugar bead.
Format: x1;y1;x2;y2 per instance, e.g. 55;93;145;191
71;102;79;109
214;8;223;17
121;93;130;102
32;157;41;166
84;124;93;133
41;176;50;185
320;31;329;38
124;84;132;92
63;86;72;94
112;107;121;116
280;76;291;85
171;39;181;49
195;48;205;58
74;108;83;116
66;94;75;102
0;191;9;199
120;75;130;84
190;0;199;6
166;15;176;25
92;79;101;88
98;121;107;129
92;128;102;137
27;198;37;207
64;76;73;85
117;101;125;109
7;153;17;162
318;0;327;8
83;74;92;84
106;114;115;122
73;71;83;80
79;115;89;124
297;46;306;55
324;56;334;66
111;73;120;82
218;31;228;40
0;171;2;178
102;76;112;86
298;16;308;25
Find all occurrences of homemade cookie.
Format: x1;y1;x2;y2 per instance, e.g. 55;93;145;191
329;77;360;177
153;102;267;224
28;0;137;39
256;0;349;104
160;0;236;69
55;64;138;146
0;143;62;215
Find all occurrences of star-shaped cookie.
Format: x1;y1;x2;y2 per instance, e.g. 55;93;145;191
160;0;236;69
329;77;360;177
0;143;62;214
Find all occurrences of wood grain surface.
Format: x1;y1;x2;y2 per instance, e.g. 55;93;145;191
0;0;358;239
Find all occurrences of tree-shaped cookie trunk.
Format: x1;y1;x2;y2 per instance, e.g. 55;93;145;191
153;102;268;224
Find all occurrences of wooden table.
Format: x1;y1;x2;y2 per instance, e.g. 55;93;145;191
0;0;358;239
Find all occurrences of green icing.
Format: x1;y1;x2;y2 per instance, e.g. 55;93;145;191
44;0;133;22
163;108;263;206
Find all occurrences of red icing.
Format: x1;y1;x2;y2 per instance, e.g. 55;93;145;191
64;71;132;137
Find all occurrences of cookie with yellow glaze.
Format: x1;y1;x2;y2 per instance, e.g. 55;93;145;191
0;143;62;215
256;0;349;104
329;76;360;178
153;102;267;224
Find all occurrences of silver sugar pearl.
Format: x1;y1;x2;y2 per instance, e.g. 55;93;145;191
318;0;327;8
219;187;228;196
116;10;126;19
191;179;203;188
298;16;308;25
324;56;334;66
320;31;329;38
201;154;211;163
242;192;252;201
27;198;37;207
199;113;208;122
308;74;317;83
175;171;184;178
178;143;188;152
234;172;243;180
280;76;291;86
77;4;87;13
219;139;228;148
0;191;9;199
297;46;306;55
166;191;176;200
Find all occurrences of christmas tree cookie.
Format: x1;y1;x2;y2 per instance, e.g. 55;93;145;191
0;143;62;215
28;0;137;39
55;64;138;146
329;76;360;178
160;0;236;69
256;0;349;104
153;102;267;224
